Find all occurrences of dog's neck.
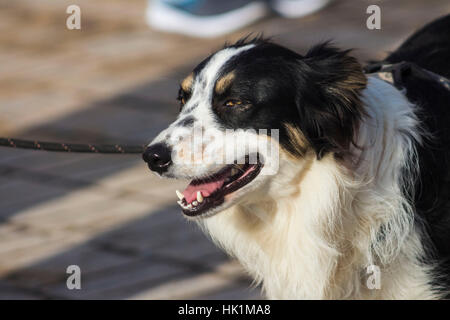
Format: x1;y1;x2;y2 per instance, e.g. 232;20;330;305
199;78;440;299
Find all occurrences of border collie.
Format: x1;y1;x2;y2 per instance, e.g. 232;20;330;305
143;15;450;299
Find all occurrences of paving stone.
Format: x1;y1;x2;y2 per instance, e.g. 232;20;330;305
3;246;135;290
194;283;263;300
0;229;87;276
0;281;42;300
35;155;139;182
11;197;150;234
128;261;256;300
0;178;71;220
40;258;188;299
0;151;95;171
0;148;36;165
88;205;224;262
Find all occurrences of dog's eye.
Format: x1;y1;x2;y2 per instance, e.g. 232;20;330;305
177;89;188;110
224;100;242;107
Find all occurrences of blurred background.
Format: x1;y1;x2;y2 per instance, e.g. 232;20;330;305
0;0;448;299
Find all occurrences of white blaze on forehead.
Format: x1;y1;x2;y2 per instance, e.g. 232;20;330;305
184;44;255;115
198;44;255;93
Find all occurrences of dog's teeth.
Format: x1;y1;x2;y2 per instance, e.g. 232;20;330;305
197;191;203;203
187;204;192;209
192;201;198;206
176;190;184;200
177;200;183;207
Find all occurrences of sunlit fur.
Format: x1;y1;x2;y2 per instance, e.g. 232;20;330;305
198;78;442;299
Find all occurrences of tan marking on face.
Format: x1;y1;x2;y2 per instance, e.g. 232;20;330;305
181;73;194;92
215;72;235;95
284;123;309;157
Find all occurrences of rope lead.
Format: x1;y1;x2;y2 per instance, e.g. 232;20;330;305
0;137;145;154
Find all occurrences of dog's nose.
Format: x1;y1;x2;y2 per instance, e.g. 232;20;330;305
143;143;172;174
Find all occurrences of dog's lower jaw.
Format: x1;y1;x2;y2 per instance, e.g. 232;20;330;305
197;79;443;299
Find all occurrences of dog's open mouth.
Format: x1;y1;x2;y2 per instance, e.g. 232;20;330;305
176;155;263;217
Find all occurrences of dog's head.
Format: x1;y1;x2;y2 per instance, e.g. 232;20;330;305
143;37;367;218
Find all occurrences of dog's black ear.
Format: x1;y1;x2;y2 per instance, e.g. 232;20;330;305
295;43;367;159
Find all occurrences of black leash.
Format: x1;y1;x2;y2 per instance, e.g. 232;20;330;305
0;137;145;154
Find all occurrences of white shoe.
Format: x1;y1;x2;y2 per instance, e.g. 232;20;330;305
147;0;269;38
271;0;331;19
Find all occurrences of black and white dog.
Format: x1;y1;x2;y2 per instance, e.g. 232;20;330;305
143;15;450;299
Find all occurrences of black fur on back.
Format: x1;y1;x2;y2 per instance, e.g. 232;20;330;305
376;14;450;296
385;14;450;78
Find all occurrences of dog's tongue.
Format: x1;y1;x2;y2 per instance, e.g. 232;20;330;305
183;178;225;204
